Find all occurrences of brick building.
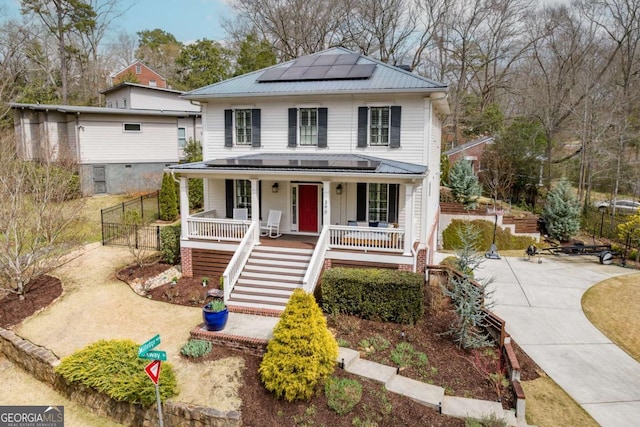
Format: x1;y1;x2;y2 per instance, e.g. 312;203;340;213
110;61;167;88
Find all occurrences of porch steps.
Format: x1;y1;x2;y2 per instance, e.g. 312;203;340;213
227;245;313;312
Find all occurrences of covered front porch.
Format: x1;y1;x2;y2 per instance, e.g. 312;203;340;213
170;153;431;310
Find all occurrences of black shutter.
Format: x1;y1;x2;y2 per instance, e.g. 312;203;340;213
357;107;368;148
356;183;367;221
388;184;399;223
251;109;261;147
225;179;234;218
258;181;263;220
390;106;401;148
224;110;233;147
318;108;328;148
288;108;297;147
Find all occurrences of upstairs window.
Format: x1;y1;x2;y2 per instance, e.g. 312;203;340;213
288;107;327;147
357;106;401;148
123;123;141;132
178;127;187;148
224;109;261;147
149;79;157;87
135;64;142;74
235;109;252;145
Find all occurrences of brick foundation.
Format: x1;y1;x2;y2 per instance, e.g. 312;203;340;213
416;248;427;274
397;264;413;271
190;325;269;357
181;247;193;277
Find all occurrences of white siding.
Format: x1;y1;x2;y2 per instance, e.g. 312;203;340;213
78;115;180;163
202;95;432;164
130;87;200;111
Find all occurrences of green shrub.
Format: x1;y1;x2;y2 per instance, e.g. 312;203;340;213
55;339;178;405
259;289;338;402
321;268;424;324
390;342;428;368
442;219;536;251
180;339;212;358
324;376;362;415
159;173;178;221
160;225;181;264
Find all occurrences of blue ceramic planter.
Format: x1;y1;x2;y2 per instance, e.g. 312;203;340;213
203;306;229;331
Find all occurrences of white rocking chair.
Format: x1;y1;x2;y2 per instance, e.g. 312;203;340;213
260;210;282;238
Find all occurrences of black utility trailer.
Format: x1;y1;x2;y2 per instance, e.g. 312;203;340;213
524;242;616;265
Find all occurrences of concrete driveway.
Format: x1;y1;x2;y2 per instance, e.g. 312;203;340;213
475;253;640;427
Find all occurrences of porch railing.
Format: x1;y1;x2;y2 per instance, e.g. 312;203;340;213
302;225;330;294
186;211;250;241
327;225;404;252
222;221;258;303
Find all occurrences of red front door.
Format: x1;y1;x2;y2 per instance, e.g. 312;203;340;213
298;185;318;232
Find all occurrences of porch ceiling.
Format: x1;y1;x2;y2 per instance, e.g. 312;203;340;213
168;153;427;180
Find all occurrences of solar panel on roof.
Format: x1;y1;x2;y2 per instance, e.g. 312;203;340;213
257;53;375;82
313;55;340;66
205;157;380;170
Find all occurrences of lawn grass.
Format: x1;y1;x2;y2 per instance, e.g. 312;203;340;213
582;273;640;362
78;195;130;243
522;375;599;427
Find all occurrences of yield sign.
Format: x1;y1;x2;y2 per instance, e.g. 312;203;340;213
145;360;162;385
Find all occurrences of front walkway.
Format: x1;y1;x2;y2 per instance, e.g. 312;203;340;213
474;254;640;427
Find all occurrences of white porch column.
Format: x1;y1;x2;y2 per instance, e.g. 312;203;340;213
179;177;189;239
251;179;260;243
322;181;331;228
404;183;415;256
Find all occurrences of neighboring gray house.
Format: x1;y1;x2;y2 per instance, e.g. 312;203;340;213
11;84;201;195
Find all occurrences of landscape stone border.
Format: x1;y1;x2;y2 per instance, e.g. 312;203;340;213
0;327;240;427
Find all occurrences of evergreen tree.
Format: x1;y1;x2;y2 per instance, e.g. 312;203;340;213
183;139;203;210
542;178;580;242
159;173;178;221
448;160;482;209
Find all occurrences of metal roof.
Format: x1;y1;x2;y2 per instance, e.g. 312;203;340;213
183;47;448;100
10;103;200;117
444;136;494;156
168;153;427;178
100;82;185;95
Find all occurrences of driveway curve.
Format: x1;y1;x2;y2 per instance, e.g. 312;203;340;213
477;254;640;427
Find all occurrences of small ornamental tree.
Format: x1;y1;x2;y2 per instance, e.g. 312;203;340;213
259;289;338;401
159;172;178;221
617;211;640;262
442;223;494;349
448;159;482;209
542;178;580;242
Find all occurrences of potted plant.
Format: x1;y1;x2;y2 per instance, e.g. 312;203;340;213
202;298;228;331
202;277;209;287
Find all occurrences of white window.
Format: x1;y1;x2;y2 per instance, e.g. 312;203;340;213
370;107;390;146
123;98;127;109
299;108;318;146
149;80;157;87
177;127;187;148
107;102;113;108
123;123;141;132
236;180;252;216
235;109;252;145
135;64;142;74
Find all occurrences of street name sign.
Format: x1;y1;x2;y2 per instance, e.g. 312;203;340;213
139;350;167;361
138;334;161;357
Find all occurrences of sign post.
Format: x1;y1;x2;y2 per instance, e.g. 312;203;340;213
139;335;166;427
145;360;164;427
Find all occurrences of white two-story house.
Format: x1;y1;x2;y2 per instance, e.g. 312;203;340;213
169;47;449;312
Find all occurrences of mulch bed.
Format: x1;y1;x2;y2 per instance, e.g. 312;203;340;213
116;263;542;424
0;275;62;328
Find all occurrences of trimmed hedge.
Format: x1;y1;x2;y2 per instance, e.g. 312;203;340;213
321;268;424;325
442;219;536;251
55;339;178;406
259;289;338;402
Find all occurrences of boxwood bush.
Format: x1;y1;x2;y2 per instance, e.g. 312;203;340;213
160;225;181;264
259;289;338;402
442;219;536;251
321;268;424;324
55;339;178;405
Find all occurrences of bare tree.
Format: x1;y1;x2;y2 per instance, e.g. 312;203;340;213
0;131;85;298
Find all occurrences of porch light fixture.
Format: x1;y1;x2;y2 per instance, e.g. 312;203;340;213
336;184;343;195
272;182;279;193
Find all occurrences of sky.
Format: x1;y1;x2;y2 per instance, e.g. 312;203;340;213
2;0;233;43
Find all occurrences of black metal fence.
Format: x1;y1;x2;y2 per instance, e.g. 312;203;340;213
101;191;161;250
582;207;640;261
